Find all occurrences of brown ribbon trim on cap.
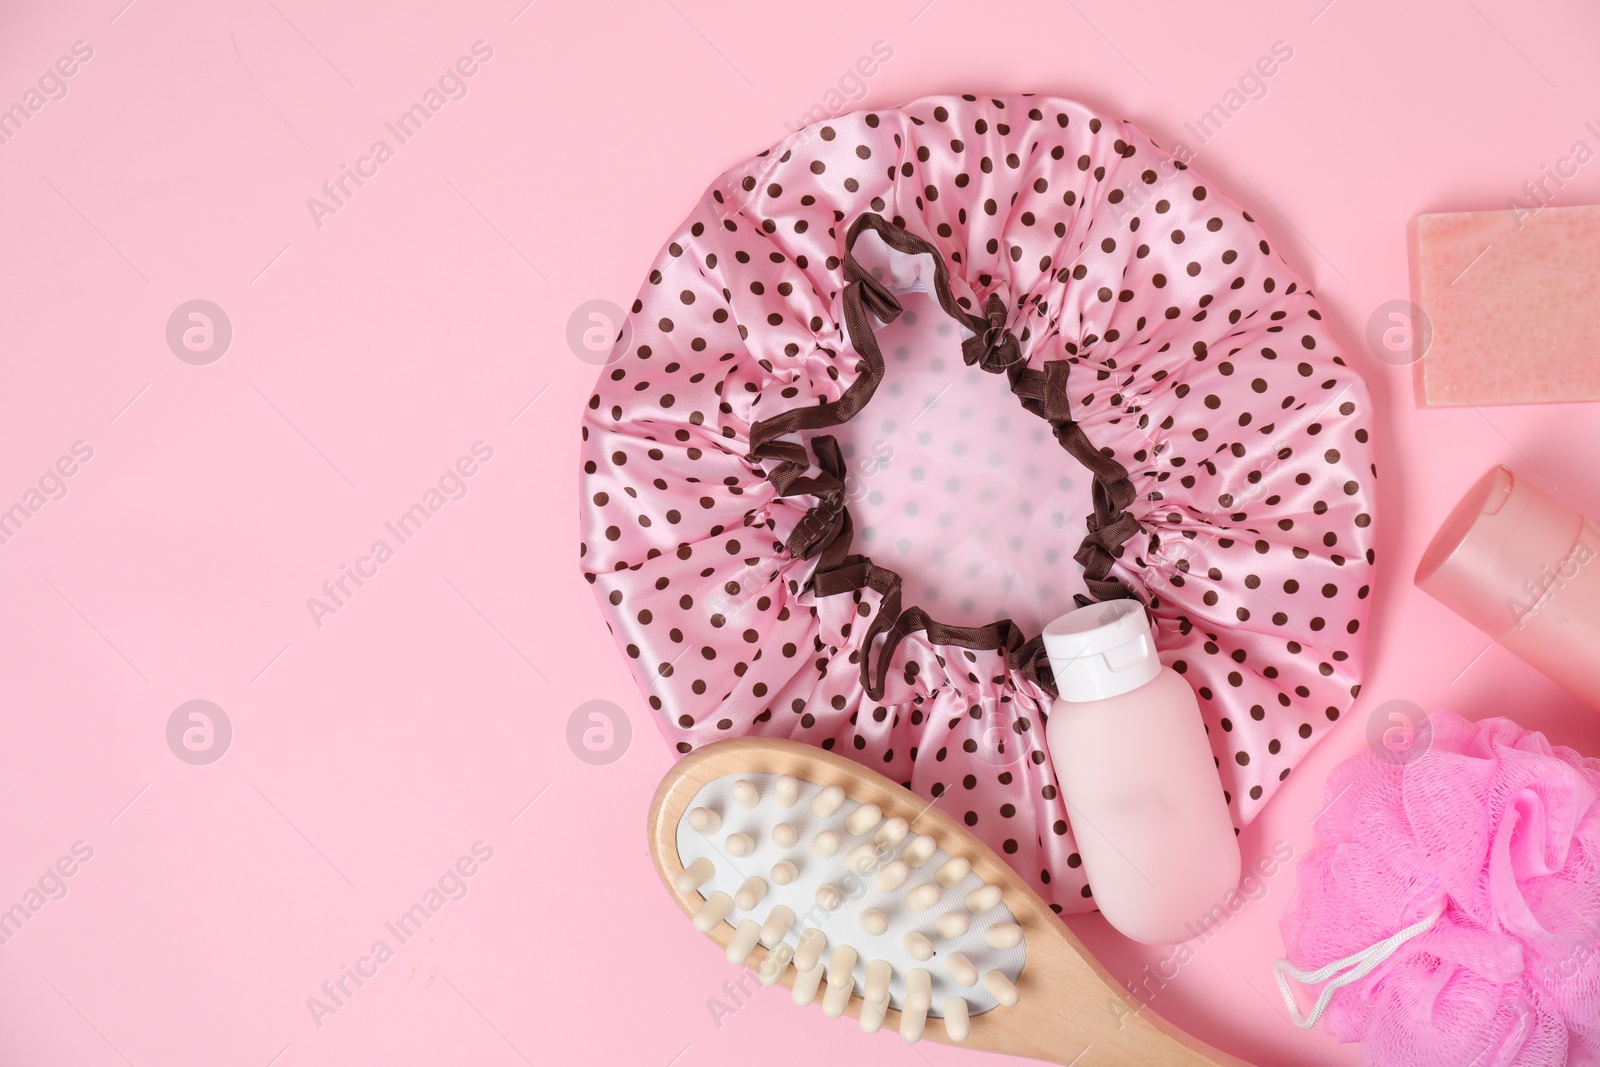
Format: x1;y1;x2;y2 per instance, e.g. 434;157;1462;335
962;292;1023;374
747;213;1141;701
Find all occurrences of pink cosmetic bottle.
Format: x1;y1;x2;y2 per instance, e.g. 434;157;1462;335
1042;600;1242;945
1416;465;1600;710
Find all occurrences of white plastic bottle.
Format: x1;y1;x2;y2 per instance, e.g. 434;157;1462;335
1042;600;1241;945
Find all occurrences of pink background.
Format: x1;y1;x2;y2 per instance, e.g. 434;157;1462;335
3;1;1600;1064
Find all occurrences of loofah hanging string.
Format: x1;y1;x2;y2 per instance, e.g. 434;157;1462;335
1278;710;1600;1067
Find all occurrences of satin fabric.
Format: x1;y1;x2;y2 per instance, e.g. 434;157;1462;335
579;93;1376;915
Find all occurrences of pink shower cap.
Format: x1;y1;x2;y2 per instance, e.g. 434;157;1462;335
1279;711;1600;1066
579;94;1375;914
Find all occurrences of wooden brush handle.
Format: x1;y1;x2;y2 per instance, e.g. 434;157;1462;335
649;738;1255;1067
992;917;1256;1066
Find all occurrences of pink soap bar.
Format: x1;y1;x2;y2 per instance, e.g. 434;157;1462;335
1409;204;1600;407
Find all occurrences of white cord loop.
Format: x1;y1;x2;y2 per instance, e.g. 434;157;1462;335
1273;902;1446;1029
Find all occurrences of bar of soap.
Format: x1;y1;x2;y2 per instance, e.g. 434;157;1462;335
1409;204;1600;407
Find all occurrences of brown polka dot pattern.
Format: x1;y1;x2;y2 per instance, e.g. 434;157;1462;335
578;94;1376;917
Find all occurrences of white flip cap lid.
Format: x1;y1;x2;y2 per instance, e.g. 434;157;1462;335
1041;600;1161;702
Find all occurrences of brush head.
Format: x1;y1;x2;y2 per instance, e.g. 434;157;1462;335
651;739;1036;1048
675;770;1028;1030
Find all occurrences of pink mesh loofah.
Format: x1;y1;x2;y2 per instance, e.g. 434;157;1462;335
1279;710;1600;1067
